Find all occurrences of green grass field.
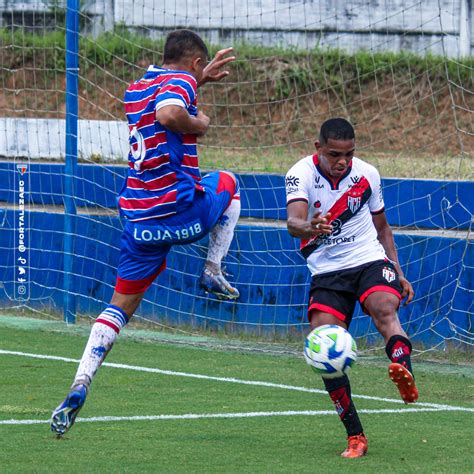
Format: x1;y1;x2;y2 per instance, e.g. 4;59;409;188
0;315;473;473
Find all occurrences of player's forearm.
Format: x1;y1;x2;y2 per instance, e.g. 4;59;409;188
156;106;209;136
287;217;314;239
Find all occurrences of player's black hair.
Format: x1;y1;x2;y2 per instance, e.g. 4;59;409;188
319;118;355;144
163;29;209;63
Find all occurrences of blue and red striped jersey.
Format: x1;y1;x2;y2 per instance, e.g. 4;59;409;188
119;66;203;221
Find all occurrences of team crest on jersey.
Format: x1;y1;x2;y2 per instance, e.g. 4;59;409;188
347;195;362;213
382;266;396;283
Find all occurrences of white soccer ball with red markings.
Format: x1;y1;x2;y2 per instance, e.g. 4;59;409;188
304;324;357;378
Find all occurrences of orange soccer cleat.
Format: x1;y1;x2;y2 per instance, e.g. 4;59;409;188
341;433;368;458
389;362;419;403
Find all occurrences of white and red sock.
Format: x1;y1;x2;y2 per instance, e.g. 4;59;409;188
73;305;129;388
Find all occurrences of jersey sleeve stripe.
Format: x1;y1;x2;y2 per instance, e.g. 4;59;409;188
370;206;385;215
287;197;308;205
155;98;186;110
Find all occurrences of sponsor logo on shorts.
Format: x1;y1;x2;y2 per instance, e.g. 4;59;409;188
133;222;203;242
134;228;173;241
382;266;396;283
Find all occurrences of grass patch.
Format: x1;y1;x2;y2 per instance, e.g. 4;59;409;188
0;320;473;472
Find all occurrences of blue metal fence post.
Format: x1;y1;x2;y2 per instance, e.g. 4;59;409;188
63;0;80;323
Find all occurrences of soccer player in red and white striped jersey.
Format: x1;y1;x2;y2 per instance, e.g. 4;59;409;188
286;118;418;458
51;30;241;437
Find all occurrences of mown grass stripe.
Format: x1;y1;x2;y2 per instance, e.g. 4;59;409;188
1;349;472;412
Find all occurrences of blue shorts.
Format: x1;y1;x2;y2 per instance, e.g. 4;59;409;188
115;171;239;294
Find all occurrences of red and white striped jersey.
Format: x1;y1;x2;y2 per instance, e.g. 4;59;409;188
286;155;387;276
119;66;203;221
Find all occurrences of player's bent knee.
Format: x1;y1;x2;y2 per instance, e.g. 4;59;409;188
220;170;236;181
217;171;239;197
363;291;400;316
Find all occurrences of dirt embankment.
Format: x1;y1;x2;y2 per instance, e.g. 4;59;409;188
1;52;472;161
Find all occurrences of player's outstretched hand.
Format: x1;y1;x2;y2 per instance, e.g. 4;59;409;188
199;47;235;86
310;211;332;236
399;276;414;305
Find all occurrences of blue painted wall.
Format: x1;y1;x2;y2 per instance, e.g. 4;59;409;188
0;162;472;346
0;162;472;229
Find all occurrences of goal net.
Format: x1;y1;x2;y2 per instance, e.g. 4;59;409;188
0;0;472;352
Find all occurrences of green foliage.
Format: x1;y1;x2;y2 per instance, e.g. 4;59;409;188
81;27;163;69
0;29;66;72
1;29;472;85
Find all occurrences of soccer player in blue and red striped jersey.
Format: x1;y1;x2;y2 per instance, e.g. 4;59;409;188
51;30;241;436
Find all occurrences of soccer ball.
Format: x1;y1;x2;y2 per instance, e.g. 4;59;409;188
304;324;357;378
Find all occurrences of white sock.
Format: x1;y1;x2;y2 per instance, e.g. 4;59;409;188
73;305;129;389
206;198;240;272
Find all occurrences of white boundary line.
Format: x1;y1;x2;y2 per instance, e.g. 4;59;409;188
1;349;473;420
1;407;470;426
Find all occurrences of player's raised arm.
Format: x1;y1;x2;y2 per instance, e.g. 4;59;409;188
198;47;235;87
